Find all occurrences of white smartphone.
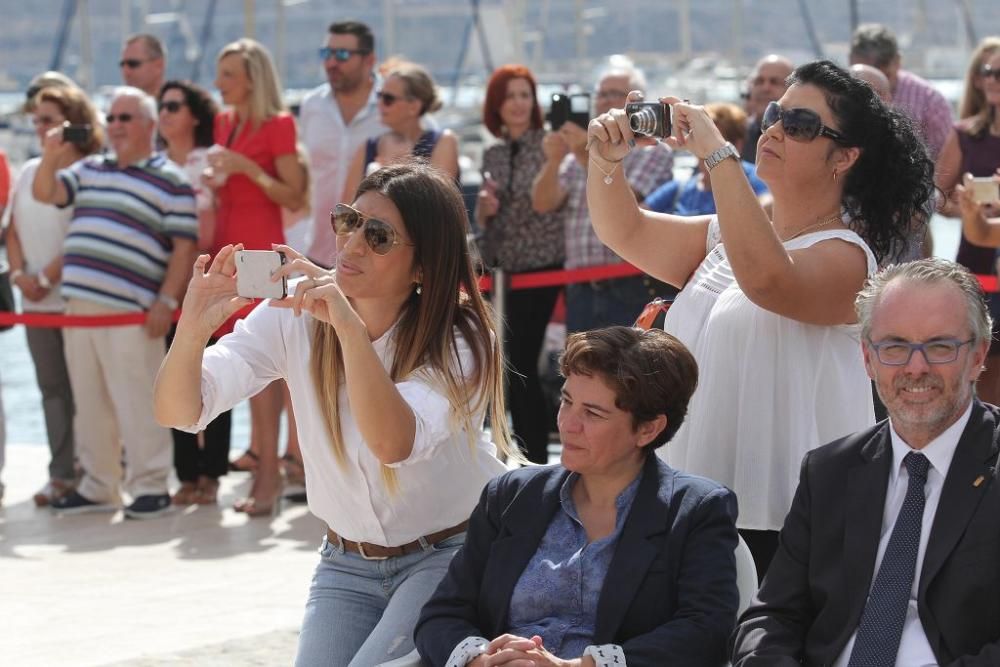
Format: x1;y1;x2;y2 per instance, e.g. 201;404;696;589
970;177;1000;204
235;250;287;299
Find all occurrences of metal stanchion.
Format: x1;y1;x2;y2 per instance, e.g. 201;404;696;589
490;267;509;463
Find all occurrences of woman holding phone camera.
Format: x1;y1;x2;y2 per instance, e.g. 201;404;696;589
586;60;934;576
154;162;516;665
206;38;306;515
476;64;564;464
6;85;103;506
935;37;1000;403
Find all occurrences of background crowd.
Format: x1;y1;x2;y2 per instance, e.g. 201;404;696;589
1;12;1000;667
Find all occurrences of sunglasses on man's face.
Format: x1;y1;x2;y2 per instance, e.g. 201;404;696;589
318;47;369;62
105;113;135;124
119;59;149;69
331;203;414;256
761;101;850;144
158;100;186;113
980;65;1000;82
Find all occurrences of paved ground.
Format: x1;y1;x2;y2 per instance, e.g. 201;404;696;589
1;444;324;666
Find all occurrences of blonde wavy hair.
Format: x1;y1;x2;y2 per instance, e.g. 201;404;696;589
310;162;517;491
958;36;1000;137
217;38;286;127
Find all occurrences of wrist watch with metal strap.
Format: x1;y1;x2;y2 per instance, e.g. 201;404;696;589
704;142;740;172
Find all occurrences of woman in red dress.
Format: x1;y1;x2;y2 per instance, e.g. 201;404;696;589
206;38;306;515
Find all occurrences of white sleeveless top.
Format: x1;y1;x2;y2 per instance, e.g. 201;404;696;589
662;221;877;531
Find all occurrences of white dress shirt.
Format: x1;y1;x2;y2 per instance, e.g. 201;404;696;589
833;401;973;667
299;82;385;265
182;301;507;545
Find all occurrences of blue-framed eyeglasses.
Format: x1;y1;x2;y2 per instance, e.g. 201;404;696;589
867;337;976;366
319;47;369;62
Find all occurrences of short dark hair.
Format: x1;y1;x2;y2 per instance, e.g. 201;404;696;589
329;20;374;54
158;80;218;148
559;327;699;450
850;23;899;68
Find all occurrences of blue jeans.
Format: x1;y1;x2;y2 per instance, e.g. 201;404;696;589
565;275;676;333
294;532;466;667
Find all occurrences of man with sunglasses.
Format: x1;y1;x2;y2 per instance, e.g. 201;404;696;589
734;258;1000;667
31;86;197;520
119;33;166;98
741;54;794;163
850;23;952;160
300;20;386;267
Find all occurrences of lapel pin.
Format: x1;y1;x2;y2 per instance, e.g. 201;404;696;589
974;475;986;487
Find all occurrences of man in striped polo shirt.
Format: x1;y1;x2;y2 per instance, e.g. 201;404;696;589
33;86;197;519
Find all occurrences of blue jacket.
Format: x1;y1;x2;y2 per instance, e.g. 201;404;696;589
415;455;740;666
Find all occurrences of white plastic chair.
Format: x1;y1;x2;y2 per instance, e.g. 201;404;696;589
375;648;424;667
734;535;760;617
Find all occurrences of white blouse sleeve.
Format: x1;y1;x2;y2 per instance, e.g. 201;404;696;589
177;304;288;433
385;332;484;469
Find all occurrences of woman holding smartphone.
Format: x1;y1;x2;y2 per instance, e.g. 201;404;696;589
154;162;515;665
206;38;306;515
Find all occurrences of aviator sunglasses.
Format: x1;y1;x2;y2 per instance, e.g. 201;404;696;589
761;101;850;144
318;47;370;62
980;64;1000;82
331;203;414;256
119;58;151;69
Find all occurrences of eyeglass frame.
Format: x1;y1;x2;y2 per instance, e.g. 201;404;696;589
866;337;977;366
979;64;1000;82
376;91;410;106
761;101;851;145
318;47;371;63
330;203;415;256
158;100;186;113
119;58;153;69
105;113;136;124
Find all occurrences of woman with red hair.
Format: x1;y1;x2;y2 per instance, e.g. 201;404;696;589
477;64;564;464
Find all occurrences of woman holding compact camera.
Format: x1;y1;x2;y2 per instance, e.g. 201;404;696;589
6;85;103;506
154;162;517;665
935;37;1000;404
586;60;934;576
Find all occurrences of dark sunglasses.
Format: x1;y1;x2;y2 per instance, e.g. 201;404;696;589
980;65;1000;82
376;91;407;106
761;101;850;144
105;113;135;124
119;58;150;69
158;100;186;113
318;47;369;62
331;203;414;256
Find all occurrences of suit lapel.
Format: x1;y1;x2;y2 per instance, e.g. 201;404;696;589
486;468;566;635
593;456;668;641
919;400;999;596
843;426;893;622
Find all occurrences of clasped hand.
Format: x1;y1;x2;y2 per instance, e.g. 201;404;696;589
585;91;727;162
469;634;584;667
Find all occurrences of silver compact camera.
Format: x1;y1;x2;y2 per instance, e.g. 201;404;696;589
625;102;671;138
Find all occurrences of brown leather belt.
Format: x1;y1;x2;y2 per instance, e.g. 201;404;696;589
327;520;468;560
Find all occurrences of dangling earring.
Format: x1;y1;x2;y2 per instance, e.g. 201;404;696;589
832;170;838;183
415;284;422;295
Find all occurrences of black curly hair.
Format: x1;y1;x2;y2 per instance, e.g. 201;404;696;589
788;60;935;264
158;79;218;148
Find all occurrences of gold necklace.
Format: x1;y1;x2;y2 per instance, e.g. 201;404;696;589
779;212;844;242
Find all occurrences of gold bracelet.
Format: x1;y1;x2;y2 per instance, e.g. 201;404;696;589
590;156;623;185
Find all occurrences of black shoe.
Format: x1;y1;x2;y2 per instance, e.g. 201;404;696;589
51;490;117;515
124;494;173;519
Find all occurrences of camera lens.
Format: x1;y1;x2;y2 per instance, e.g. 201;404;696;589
628;107;659;137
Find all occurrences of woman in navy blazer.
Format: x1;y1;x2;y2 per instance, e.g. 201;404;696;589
415;327;739;667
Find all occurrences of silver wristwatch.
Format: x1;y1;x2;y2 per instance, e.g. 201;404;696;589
704;142;740;172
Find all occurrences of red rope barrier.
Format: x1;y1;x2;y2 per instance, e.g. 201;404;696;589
2;267;995;329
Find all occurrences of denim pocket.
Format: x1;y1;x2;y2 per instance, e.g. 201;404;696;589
431;532;467;552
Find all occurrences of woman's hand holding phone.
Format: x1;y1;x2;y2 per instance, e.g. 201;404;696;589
268;244;363;334
178;244;252;341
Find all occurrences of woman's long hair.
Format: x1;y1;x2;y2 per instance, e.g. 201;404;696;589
789;60;935;264
217;38;286;127
309;162;515;489
958;37;1000;137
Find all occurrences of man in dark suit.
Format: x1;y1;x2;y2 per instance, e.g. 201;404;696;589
732;258;1000;666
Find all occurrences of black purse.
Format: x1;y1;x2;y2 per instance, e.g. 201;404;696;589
0;260;15;332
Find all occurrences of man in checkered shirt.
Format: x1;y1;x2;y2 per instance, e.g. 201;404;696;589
850;23;953;160
532;60;674;333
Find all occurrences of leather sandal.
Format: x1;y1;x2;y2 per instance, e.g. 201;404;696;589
172;481;199;506
194;476;219;505
228;448;259;473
